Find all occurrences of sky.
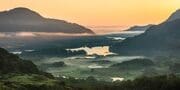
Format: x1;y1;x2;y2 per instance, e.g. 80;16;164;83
0;0;180;33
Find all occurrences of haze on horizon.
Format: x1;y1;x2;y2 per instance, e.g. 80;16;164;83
0;0;180;33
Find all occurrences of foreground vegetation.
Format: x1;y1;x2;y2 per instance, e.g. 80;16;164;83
1;74;180;90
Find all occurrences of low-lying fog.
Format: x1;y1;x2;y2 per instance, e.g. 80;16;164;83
34;53;145;81
1;31;147;82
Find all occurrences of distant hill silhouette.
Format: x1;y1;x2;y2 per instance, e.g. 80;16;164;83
110;9;180;56
111;58;154;70
0;7;94;34
126;24;153;31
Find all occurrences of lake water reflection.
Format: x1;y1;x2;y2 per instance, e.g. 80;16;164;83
66;46;116;56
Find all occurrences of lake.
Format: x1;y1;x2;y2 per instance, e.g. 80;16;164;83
66;46;116;56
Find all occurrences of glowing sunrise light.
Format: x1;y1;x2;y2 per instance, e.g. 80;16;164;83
0;0;179;33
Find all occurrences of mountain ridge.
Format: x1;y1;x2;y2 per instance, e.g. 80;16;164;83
110;9;180;56
125;24;153;31
166;9;180;22
0;7;95;34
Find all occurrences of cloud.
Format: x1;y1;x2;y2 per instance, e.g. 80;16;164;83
0;32;93;38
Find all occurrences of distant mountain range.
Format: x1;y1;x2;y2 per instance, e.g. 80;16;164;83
111;9;180;56
0;7;94;34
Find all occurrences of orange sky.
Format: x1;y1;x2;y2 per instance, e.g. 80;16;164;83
0;0;180;33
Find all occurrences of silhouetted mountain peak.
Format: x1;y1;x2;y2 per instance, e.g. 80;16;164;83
167;9;180;22
0;7;94;34
1;7;43;20
10;7;35;13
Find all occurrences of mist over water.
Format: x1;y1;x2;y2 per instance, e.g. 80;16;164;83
37;55;145;80
0;29;147;81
